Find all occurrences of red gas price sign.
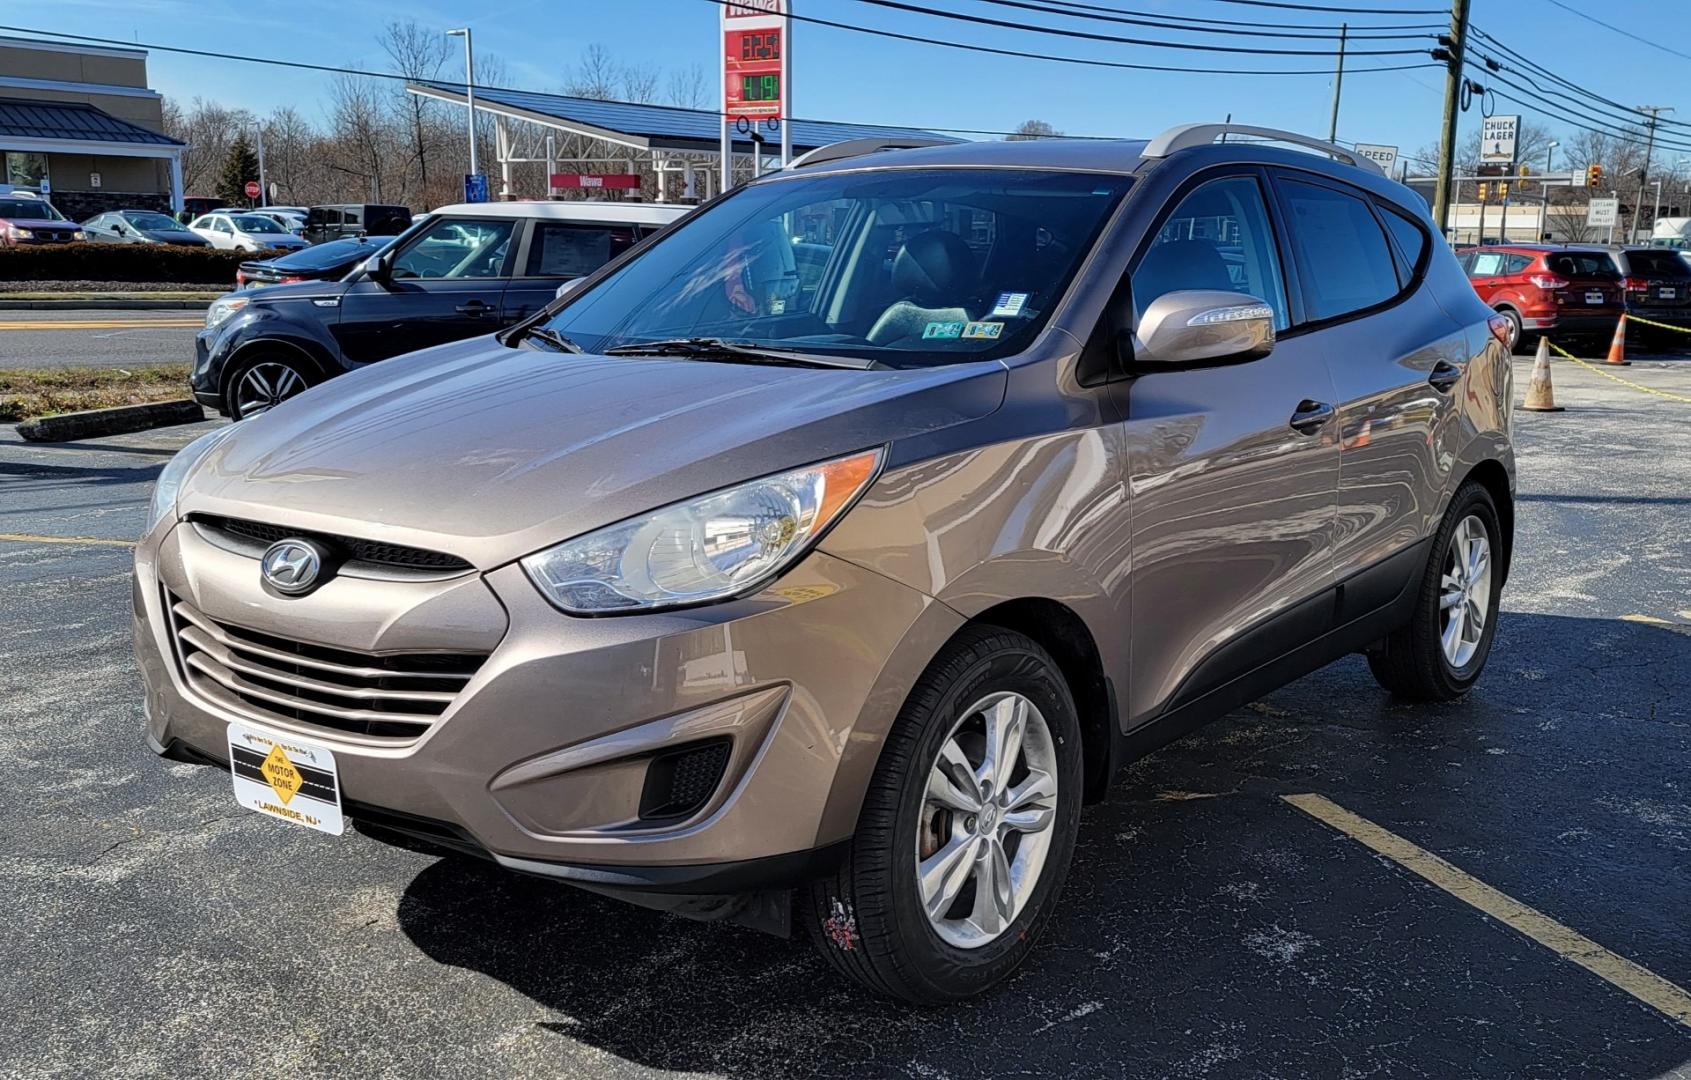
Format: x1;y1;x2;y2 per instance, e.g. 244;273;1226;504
722;0;786;121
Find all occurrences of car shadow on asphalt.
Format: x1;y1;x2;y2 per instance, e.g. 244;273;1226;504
394;612;1691;1079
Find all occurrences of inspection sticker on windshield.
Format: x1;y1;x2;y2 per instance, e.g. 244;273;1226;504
923;321;966;339
991;292;1028;317
962;321;1004;340
227;722;343;835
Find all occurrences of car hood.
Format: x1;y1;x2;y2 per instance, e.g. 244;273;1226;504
2;217;76;231
180;336;1007;568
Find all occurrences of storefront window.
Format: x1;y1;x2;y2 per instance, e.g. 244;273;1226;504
4;152;49;188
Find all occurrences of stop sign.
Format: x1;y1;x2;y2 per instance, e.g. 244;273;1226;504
244;180;260;199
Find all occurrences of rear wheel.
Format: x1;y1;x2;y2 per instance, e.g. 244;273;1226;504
1367;482;1503;700
224;352;313;419
1494;307;1523;353
803;626;1083;1003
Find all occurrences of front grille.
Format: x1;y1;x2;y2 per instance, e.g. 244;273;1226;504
638;738;732;821
165;593;487;739
192;515;472;573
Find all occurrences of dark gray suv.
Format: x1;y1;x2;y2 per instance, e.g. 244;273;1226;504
138;123;1514;1003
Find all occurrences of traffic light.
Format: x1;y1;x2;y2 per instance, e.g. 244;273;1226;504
1477;182;1490;201
1587;164;1603;188
1498;181;1510;197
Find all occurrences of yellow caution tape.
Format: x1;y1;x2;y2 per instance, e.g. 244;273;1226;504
1546;339;1691;404
1623;313;1691;336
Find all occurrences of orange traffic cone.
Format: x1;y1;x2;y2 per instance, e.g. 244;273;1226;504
1520;336;1564;412
1605;314;1632;366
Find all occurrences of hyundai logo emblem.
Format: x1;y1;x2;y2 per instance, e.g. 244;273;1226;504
260;538;326;596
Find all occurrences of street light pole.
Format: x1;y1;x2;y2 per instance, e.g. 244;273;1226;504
1540;140;1557;241
253;124;267;207
447;28;478;182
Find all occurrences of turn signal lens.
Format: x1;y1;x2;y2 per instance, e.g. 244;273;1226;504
522;448;885;614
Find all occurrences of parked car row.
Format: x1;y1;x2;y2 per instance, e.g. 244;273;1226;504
0;189;414;251
1457;242;1691;351
140;125;1517;1003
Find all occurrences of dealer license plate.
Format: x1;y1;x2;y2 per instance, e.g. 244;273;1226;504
1586;291;1604;304
227;722;344;835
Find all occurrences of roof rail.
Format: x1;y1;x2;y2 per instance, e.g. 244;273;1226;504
1142;123;1383;176
787;137;954;170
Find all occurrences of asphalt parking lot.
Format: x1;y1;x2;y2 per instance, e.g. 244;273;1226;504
0;310;202;369
2;350;1689;1078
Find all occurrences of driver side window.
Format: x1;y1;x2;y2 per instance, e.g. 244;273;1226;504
1131;175;1290;332
389;218;515;280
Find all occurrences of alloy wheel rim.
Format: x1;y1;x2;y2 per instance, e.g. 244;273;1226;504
236;362;305;418
916;690;1059;950
1440;514;1493;669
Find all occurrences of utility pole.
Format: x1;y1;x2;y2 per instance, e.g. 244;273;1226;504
1632;105;1671;242
1432;0;1471;235
1327;23;1347;143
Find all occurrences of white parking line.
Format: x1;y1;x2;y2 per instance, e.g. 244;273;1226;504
1283;792;1691;1030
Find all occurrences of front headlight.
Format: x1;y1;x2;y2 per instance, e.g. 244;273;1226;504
205;295;250;330
70;230;85;241
522;448;883;614
13;228;33;239
145;426;235;534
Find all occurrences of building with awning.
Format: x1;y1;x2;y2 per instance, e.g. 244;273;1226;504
0;36;183;218
406;80;961;201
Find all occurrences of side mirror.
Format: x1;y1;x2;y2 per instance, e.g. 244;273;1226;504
555;278;585;301
361;252;391;284
1133;289;1275;367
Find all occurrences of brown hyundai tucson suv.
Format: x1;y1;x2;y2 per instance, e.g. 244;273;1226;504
136;123;1515;1003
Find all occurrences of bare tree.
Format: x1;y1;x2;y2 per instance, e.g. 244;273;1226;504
1007;119;1062;141
163;97;256;195
381;19;451;202
666;65;709;109
565;43;621;99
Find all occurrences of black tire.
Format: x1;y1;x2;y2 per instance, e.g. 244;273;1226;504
802;625;1083;1004
223;351;314;420
1367;482;1504;700
1495;307;1523;354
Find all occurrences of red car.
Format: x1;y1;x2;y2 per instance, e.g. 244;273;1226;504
0;191;84;246
1456;244;1623;352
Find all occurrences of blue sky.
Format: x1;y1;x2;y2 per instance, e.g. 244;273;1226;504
17;0;1685;168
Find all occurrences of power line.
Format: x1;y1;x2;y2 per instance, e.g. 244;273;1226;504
1203;0;1445;13
1014;0;1440;32
697;0;1442;74
842;0;1430;55
1465;63;1691;157
1024;0;1442;32
1469;26;1691;133
1540;0;1691;65
940;0;1441;39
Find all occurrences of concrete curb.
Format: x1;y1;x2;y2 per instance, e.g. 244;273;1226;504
0;298;216;311
16;399;205;442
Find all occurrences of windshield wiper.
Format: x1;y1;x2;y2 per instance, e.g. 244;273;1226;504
602;337;871;369
514;325;583;353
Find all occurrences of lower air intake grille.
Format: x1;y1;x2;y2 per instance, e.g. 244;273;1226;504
638;738;732;821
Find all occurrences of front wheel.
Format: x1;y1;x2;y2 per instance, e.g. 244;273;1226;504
1367;482;1504;700
803;626;1083;1003
223;352;313;419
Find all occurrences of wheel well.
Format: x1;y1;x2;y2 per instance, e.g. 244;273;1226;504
220;339;330;400
1463;458;1514;585
970;598;1115;804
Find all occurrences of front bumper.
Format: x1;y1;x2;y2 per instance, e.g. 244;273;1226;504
135;519;958;889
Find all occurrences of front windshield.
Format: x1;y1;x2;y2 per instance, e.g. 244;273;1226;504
123;212;180;231
540;168;1131;368
0;199;61;221
233;214;285;234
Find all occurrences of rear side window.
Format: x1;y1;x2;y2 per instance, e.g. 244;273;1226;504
1547;252;1618;277
1505;254;1533;274
1381;208;1428;276
525;222;639;277
343;207;363;228
1279;178;1401;321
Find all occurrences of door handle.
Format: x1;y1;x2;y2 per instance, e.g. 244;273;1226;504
1289;400;1335;434
455;301;492;316
1428;360;1463;392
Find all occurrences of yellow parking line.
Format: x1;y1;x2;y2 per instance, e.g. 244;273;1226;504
1621;613;1691;636
0;532;135;547
1282;793;1691;1029
0;319;202;330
